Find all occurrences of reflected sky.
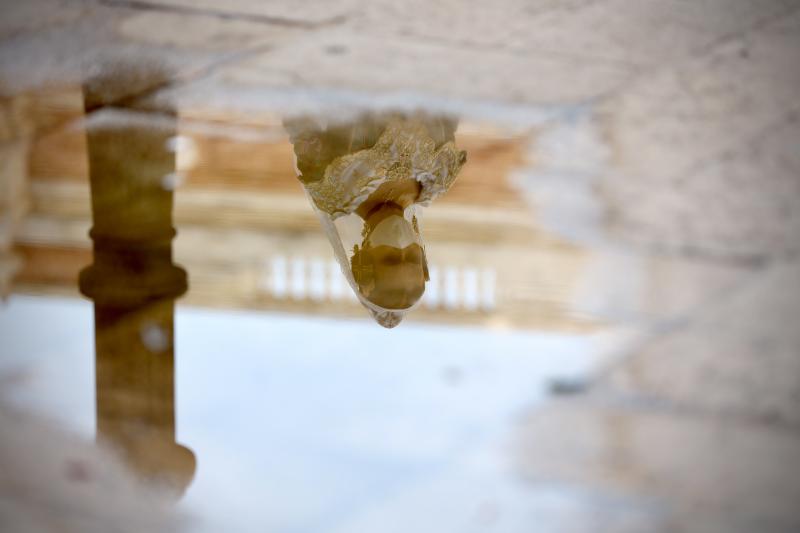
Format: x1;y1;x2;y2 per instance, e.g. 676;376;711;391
0;294;602;533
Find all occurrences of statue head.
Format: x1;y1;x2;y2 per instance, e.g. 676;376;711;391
351;205;429;311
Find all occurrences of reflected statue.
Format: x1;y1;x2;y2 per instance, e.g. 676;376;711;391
286;113;467;327
78;74;195;496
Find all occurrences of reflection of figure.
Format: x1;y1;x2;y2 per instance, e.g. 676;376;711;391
287;113;466;327
78;76;194;495
351;198;427;311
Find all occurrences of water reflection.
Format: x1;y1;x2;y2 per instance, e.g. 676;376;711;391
0;77;605;533
78;78;195;495
286;113;467;327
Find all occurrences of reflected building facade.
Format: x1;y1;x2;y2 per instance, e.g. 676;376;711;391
9;87;597;333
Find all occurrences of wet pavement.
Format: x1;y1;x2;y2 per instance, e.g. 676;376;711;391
2;1;800;532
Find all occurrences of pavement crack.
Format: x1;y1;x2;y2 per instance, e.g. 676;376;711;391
97;0;349;29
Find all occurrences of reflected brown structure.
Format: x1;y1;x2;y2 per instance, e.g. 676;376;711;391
10;86;595;332
286;113;466;327
78;75;195;495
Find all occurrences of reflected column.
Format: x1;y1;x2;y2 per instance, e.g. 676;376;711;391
79;78;195;495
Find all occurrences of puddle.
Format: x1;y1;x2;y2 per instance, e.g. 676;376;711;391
0;60;625;531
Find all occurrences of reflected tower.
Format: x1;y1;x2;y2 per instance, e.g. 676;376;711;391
78;72;195;495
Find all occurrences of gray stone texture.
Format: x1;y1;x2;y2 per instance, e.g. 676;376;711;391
516;401;800;533
0;401;182;533
603;259;800;427
594;8;800;260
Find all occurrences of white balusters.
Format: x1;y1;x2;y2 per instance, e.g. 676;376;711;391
308;258;326;302
443;267;460;310
480;268;497;311
328;260;346;301
262;254;498;313
289;257;307;300
462;268;479;311
269;255;288;299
